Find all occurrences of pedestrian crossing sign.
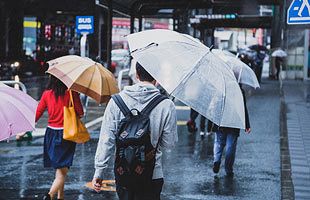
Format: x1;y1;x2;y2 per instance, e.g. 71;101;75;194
287;0;310;24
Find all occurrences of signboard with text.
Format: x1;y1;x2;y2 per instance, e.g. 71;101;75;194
76;16;94;34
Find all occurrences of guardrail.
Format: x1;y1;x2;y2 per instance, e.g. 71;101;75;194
1;80;27;93
117;68;130;90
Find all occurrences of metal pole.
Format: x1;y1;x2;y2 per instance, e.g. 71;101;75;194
107;0;112;71
200;28;205;44
98;12;104;59
304;29;309;81
138;15;142;32
95;0;130;18
173;18;176;31
130;14;135;33
80;33;87;57
244;29;247;45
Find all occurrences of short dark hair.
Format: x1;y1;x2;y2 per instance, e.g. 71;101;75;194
136;62;155;82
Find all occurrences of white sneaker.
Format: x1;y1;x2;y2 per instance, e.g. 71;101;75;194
200;131;205;136
206;132;212;136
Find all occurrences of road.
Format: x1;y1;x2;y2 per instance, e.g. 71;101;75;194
0;77;281;200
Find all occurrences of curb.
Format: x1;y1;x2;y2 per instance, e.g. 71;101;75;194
280;82;295;200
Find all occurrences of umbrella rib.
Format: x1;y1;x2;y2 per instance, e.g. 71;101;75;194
85;66;96;96
219;75;227;126
0;102;9;128
104;71;112;97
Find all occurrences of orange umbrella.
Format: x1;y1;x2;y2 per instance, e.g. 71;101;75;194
47;55;119;103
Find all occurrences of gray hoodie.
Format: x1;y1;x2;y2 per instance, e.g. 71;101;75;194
94;82;178;180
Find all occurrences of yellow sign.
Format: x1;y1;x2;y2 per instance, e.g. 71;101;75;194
24;21;41;28
85;180;116;192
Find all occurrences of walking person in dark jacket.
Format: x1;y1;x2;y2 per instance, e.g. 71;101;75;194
210;86;251;177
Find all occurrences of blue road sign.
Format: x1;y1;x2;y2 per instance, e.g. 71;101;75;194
76;16;94;34
287;0;310;24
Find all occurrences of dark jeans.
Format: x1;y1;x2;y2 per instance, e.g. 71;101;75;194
190;109;206;132
116;178;164;200
213;131;238;174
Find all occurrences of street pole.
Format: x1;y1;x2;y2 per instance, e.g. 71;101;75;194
138;15;142;32
80;33;88;57
244;29;247;46
130;14;135;33
304;29;309;81
106;0;112;71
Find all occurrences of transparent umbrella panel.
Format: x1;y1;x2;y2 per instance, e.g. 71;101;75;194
211;49;260;89
131;40;245;129
132;41;208;94
171;53;245;129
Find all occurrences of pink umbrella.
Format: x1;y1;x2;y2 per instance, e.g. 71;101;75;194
0;83;37;141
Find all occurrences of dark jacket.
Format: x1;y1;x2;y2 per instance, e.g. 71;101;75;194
207;87;250;136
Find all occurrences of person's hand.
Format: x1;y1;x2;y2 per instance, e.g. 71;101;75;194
245;128;251;134
92;178;103;193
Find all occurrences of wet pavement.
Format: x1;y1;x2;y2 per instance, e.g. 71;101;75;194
0;77;281;200
282;80;310;200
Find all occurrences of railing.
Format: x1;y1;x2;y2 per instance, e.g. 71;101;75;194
1;80;27;93
117;68;130;90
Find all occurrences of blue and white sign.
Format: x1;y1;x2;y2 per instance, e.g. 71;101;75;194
76;16;94;34
287;0;310;24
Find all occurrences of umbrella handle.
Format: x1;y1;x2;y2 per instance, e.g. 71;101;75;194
209;45;214;51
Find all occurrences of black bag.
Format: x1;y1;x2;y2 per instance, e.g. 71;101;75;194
111;94;168;189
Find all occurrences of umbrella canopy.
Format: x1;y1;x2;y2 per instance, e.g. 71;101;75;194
47;55;119;103
127;29;246;129
271;49;287;57
0;83;37;141
211;49;260;89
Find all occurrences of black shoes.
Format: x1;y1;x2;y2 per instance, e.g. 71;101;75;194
213;162;220;174
187;120;197;133
225;172;234;178
42;193;51;200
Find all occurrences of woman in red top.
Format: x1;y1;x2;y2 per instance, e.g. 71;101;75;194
36;75;84;200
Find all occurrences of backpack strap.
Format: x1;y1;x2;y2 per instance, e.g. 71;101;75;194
111;94;131;117
141;94;168;116
141;94;169;153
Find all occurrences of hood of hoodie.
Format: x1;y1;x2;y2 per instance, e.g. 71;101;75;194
121;82;160;106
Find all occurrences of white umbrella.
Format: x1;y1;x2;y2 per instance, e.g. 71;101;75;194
271;49;287;57
127;29;246;129
211;49;260;89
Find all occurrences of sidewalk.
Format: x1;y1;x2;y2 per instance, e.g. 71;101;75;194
282;80;310;200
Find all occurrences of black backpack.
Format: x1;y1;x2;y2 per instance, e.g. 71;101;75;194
111;94;168;189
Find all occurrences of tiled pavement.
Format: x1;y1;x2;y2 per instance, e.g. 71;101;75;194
283;80;310;200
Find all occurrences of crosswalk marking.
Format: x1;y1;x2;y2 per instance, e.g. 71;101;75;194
177;121;187;126
175;105;190;110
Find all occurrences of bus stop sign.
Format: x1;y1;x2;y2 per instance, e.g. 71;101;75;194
287;0;310;24
76;16;94;34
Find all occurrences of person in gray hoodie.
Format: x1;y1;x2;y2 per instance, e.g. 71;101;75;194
92;62;178;200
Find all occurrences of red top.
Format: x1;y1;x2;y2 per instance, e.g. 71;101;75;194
35;90;84;128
